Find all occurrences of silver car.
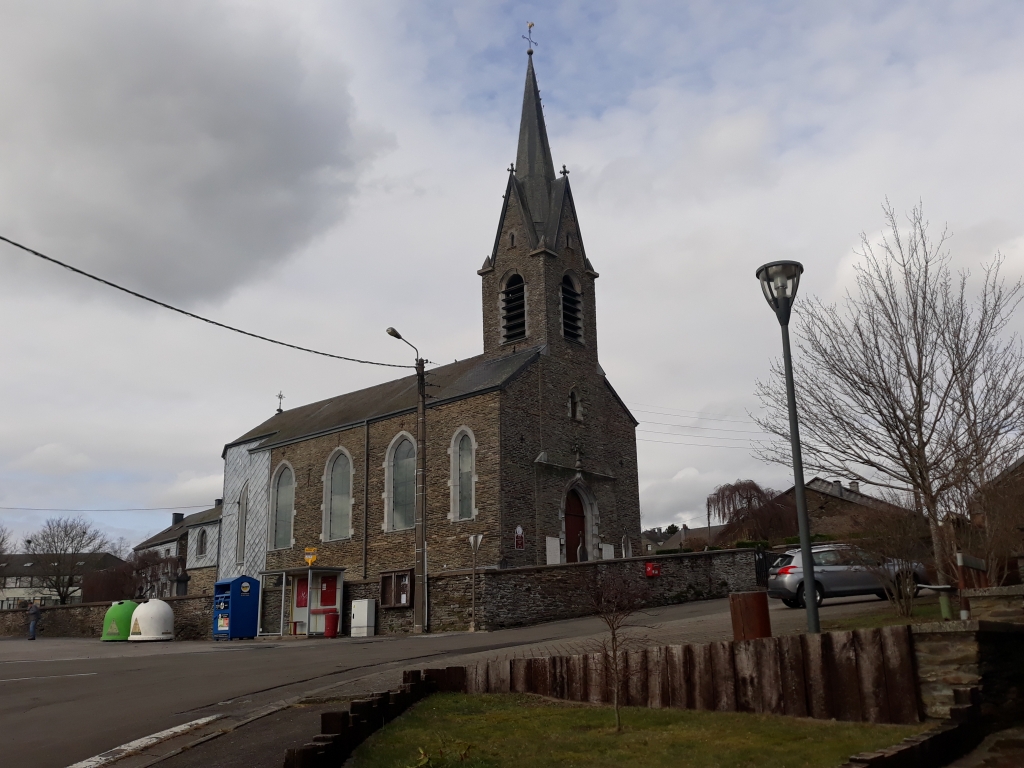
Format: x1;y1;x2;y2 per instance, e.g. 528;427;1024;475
767;545;929;608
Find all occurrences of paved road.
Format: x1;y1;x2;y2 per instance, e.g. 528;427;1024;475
0;595;884;768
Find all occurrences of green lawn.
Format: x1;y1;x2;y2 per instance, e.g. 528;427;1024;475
817;595;955;632
350;693;928;768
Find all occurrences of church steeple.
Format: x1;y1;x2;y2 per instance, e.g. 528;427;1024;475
515;52;556;238
479;51;598;360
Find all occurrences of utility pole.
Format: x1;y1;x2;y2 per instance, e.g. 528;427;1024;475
388;327;428;633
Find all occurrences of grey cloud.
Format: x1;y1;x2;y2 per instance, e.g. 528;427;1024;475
0;2;387;301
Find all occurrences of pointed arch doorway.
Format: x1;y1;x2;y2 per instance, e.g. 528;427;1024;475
564;489;586;563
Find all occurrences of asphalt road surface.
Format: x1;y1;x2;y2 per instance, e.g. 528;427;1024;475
0;595;885;768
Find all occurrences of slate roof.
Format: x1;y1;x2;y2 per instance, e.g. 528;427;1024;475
225;346;545;455
0;552;123;576
134;503;222;552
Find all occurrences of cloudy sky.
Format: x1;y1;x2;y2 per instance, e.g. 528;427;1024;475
2;1;1024;548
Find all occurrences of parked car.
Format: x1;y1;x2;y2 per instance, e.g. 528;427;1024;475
767;544;929;608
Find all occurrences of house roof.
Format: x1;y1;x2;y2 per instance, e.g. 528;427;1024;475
0;552;123;577
134;503;222;552
224;346;545;455
777;477;902;511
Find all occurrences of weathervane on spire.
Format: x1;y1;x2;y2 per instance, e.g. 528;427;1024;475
276;391;285;414
522;21;537;53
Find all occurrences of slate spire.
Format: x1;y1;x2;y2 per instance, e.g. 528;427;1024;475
515;52;556;236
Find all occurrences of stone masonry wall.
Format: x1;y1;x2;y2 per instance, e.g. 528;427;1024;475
911;620;1024;722
0;595;213;640
425;549;757;633
264;392;503;585
187;566;218;596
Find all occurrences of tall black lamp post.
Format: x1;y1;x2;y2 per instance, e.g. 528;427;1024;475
387;327;428;633
755;261;820;634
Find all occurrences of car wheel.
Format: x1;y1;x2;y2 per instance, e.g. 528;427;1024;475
797;583;824;609
781;598;799;609
875;591;888;600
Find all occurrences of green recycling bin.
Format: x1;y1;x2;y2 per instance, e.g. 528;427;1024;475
101;600;138;641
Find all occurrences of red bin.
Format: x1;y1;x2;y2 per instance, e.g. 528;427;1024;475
324;611;340;638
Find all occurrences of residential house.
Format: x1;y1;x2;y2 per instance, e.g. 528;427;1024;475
0;552;123;609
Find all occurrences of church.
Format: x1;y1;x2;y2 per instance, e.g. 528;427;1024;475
214;51;641;635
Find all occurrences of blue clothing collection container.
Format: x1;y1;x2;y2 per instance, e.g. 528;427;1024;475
212;576;260;640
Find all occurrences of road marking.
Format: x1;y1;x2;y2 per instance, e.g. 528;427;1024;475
66;715;221;768
0;672;97;683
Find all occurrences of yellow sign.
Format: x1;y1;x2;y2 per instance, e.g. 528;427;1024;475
107;620;119;636
131;618;141;635
304;547;317;565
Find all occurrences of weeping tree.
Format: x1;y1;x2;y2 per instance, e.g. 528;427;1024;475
705;479;796;544
754;201;1024;614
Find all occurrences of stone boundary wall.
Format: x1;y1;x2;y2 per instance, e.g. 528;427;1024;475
910;620;1024;722
961;585;1024;624
0;595;213;640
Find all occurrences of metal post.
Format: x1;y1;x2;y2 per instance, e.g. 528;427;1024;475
781;322;820;633
413;357;427;633
470;545;477;632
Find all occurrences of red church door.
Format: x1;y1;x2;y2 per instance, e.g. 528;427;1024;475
564;490;586;563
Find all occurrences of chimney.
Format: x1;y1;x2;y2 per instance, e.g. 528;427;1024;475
172;512;185;525
831;480;843;497
215;498;223;507
849;481;860;494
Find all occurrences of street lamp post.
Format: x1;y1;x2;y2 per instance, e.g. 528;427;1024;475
387;327;428;633
755;261;820;634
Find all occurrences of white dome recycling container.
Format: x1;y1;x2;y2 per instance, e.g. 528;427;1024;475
128;599;174;642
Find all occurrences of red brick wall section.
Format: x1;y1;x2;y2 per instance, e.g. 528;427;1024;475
0;595;213;640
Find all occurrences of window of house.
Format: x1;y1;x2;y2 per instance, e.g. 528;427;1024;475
197;529;207;557
501;274;527;342
272;466;295;549
561;275;582;342
380;569;413;608
236;483;248;565
326;450;352;540
390;439;415;531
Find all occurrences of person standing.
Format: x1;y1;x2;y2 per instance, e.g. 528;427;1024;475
26;602;41;640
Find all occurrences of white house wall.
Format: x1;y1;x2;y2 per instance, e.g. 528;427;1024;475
186;522;220;570
218;441;270;582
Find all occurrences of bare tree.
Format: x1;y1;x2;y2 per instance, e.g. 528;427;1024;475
853;497;933;617
23;516;112;604
755;202;1024;612
0;523;10;556
706;480;797;544
578;568;651;732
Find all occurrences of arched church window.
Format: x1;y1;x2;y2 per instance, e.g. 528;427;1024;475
271;466;294;550
561;274;582;342
450;429;477;521
197;528;207;557
509;232;515;248
236;483;248;564
391;438;415;530
501;274;527;342
325;450;353;541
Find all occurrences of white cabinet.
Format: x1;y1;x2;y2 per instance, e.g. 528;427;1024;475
351;598;375;637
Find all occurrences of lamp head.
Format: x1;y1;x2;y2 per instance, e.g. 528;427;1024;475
386;327;402;340
756;260;804;326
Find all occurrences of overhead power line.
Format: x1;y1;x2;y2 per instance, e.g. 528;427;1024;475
637;437;755;449
629;406;756;425
0;504;211;512
639;419;766;436
0;234;413;370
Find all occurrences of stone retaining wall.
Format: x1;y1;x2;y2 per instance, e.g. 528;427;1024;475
333;548;757;635
0;595;213;640
910;620;1024;721
961;585;1024;623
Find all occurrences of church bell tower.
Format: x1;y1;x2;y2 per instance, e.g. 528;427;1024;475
478;52;600;363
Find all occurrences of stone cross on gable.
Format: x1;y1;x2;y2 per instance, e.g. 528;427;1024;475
276;391;285;413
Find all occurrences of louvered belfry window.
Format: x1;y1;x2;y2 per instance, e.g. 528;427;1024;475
561;275;582;342
501;274;527;342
